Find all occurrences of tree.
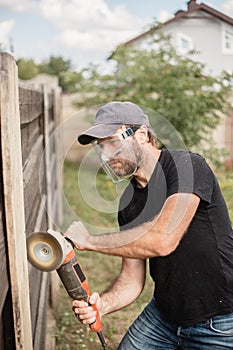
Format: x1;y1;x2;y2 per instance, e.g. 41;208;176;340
17;58;39;80
38;55;74;90
74;35;233;150
38;55;72;76
59;71;84;93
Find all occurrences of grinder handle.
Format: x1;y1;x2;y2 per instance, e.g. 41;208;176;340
57;253;103;333
81;273;102;332
88;295;102;333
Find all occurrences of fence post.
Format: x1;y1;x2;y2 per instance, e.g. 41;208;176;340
0;53;33;349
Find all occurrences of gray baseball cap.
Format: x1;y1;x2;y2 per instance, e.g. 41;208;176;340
78;101;150;145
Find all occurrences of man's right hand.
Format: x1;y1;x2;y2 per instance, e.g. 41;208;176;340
72;292;102;325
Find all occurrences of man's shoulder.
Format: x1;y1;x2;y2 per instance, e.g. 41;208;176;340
161;149;207;165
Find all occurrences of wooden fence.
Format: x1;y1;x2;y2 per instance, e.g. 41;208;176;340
0;52;62;349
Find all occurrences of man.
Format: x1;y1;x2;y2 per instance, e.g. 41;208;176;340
66;101;233;349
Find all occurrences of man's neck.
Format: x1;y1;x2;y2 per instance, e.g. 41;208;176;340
134;147;161;188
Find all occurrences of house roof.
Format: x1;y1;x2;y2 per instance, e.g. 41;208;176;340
112;0;233;50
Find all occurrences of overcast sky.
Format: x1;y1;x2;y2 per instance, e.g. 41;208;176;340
0;0;233;71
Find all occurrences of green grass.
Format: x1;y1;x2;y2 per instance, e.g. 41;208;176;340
217;171;233;221
55;162;233;349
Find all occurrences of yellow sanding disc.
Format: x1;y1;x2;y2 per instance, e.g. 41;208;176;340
26;231;65;271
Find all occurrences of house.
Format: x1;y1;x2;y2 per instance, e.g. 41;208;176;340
110;0;233;167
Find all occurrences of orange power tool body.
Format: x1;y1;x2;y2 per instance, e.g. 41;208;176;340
26;229;107;349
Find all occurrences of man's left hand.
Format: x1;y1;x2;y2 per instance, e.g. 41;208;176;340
64;221;91;250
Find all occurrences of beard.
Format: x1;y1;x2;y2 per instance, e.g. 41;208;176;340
108;139;143;179
108;158;137;178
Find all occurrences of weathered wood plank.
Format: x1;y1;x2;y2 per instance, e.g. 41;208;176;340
33;194;47;233
0;151;9;315
0;316;3;350
2;290;16;349
1;53;62;350
0;209;9;315
25;192;47;235
33;272;49;350
49;120;55;136
23;134;43;182
19;86;43;125
25;195;41;234
43;85;54;228
48;91;54;110
23;136;46;229
21;113;43;164
0;52;33;349
51;189;59;225
52;87;63;227
28;268;43;334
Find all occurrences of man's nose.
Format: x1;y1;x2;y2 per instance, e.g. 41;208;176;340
102;142;116;156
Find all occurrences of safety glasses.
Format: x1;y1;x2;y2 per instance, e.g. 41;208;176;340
92;127;139;182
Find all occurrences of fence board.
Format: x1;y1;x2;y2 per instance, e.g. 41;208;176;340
0;208;8;315
23;136;44;224
0;53;62;349
53;88;63;227
0;52;33;349
34;194;47;232
29;268;43;335
43;84;54;227
0;317;3;350
33;273;49;349
19;87;43;125
21;115;42;167
2;291;16;349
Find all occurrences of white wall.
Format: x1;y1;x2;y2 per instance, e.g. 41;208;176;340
133;10;233;76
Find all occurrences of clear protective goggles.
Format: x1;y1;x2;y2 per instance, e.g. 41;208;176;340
92;126;140;183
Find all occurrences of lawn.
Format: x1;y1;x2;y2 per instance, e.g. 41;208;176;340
54;161;233;350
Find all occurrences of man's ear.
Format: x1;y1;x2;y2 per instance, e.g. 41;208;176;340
134;125;148;144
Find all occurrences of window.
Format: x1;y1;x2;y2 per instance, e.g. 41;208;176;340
181;38;190;50
222;26;233;54
176;33;193;54
225;30;233;50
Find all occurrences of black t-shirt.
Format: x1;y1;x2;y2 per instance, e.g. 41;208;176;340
118;149;233;326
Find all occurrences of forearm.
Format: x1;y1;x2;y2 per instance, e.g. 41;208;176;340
72;258;146;325
87;220;161;259
86;194;200;258
100;259;146;316
66;193;200;259
100;273;142;315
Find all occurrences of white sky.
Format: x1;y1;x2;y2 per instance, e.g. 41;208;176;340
0;0;233;71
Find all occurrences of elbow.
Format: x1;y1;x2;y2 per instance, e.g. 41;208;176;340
156;237;179;257
135;282;145;298
157;246;174;257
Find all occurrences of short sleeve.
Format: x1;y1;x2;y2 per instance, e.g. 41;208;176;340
166;151;214;203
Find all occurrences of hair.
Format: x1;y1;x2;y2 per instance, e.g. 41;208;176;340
126;124;159;148
147;127;159;148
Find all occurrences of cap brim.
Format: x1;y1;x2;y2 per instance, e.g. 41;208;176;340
77;123;122;145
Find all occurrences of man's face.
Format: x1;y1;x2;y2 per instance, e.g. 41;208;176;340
93;127;143;182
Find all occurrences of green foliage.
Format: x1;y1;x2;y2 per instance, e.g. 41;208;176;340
74;35;233;150
38;55;78;91
17;55;86;92
218;171;233;222
17;58;39;80
38;55;72;76
59;71;84;93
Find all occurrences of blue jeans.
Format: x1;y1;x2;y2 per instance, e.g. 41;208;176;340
117;298;233;349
